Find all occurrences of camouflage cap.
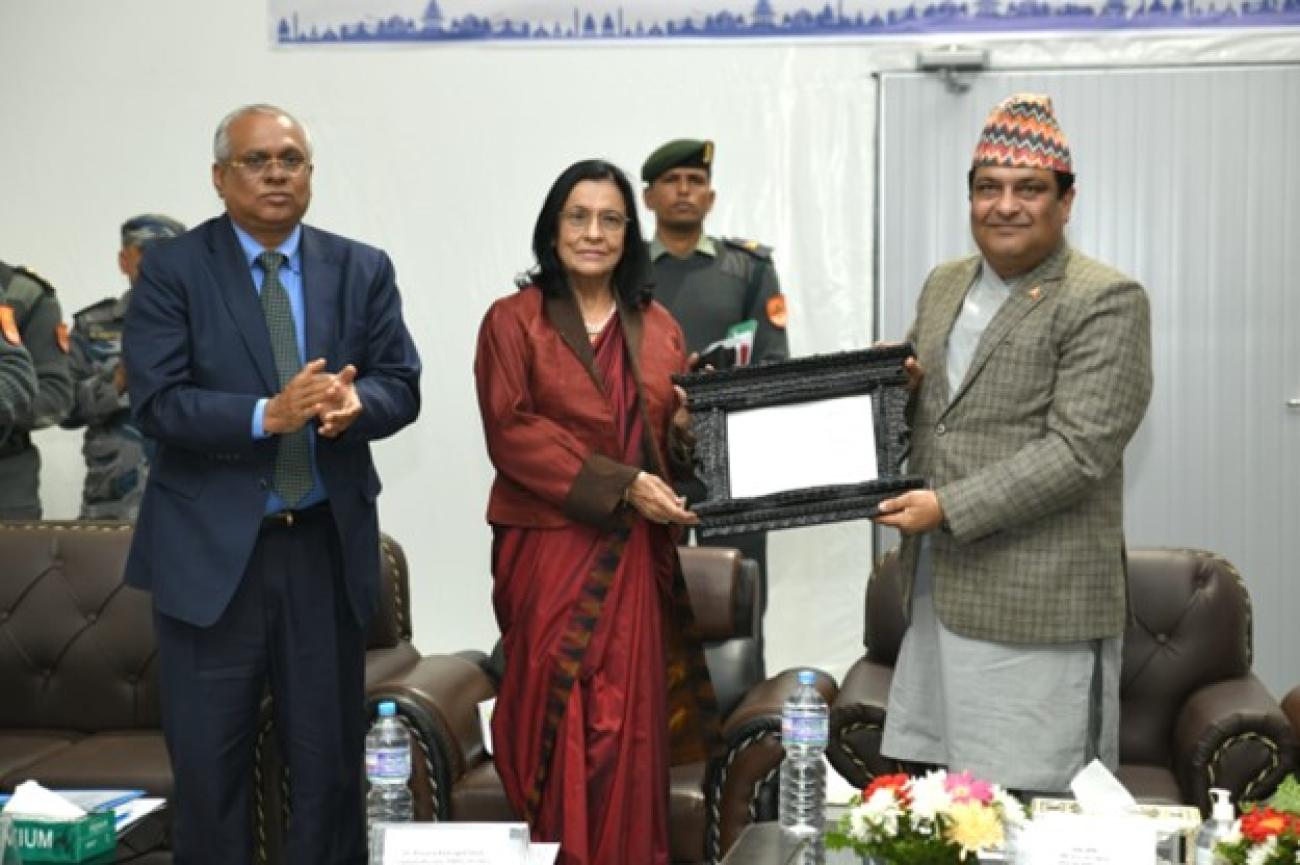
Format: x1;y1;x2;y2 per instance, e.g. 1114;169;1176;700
641;139;714;183
121;213;187;248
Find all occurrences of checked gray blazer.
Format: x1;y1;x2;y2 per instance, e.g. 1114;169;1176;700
900;243;1152;644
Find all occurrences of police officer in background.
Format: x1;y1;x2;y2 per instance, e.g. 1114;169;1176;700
0;259;73;519
641;138;789;599
0;340;37;429
63;214;186;520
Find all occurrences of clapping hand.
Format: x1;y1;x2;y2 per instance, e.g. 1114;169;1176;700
264;359;334;434
316;364;363;439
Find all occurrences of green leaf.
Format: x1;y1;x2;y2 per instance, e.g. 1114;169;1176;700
1268;776;1300;815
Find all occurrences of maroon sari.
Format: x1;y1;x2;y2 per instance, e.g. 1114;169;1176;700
491;317;680;865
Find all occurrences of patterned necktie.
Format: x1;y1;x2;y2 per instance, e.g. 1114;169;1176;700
257;251;312;507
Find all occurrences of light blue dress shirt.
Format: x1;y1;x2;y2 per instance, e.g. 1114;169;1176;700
231;222;327;513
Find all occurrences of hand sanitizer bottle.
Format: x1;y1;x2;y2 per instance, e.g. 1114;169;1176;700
1194;788;1234;865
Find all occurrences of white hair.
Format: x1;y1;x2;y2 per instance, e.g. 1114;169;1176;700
212;104;314;162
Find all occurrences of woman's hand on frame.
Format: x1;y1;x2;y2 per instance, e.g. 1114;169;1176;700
625;471;699;526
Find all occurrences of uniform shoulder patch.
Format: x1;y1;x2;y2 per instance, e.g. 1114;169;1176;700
766;294;788;329
721;237;773;260
0;306;21;346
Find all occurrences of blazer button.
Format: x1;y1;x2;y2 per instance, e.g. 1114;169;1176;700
935;422;947;436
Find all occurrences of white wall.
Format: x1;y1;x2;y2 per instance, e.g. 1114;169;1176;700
3;1;1297;682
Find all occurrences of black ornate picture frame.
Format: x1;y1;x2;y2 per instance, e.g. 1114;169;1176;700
674;344;925;538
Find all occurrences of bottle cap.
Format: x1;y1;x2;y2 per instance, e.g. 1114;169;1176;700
378;700;397;717
1209;788;1233;821
797;670;816;686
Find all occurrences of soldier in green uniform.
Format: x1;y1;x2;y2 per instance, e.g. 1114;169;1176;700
0;340;36;428
63;213;186;520
0;259;73;519
641;138;790;625
641;139;789;368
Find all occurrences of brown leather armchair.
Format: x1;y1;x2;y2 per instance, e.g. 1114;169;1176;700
0;521;425;865
367;546;838;865
828;547;1298;814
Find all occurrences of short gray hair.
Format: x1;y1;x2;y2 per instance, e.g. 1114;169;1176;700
212;104;314;163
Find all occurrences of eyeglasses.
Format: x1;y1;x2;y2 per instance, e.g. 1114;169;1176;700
225;153;310;176
561;208;630;234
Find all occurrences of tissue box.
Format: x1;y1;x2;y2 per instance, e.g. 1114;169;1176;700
1030;798;1203;864
6;811;116;862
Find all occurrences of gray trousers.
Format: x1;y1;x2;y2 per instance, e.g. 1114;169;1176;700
881;538;1121;792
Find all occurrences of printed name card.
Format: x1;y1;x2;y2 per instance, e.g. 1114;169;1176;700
1016;813;1158;865
376;822;539;865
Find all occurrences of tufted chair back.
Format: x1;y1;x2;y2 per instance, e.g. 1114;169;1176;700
0;523;416;737
1119;549;1251;767
0;522;158;732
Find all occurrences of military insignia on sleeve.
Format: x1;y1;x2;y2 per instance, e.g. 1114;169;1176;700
56;322;71;353
766;294;788;329
0;306;20;346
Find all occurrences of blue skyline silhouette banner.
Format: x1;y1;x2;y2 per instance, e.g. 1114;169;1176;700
271;0;1299;43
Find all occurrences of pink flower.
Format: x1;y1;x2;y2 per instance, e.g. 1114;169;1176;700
944;771;994;805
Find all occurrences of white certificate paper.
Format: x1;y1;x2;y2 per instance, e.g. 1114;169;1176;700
725;394;878;499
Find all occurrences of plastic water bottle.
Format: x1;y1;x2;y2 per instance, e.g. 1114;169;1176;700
366;701;413;830
1194;788;1234;865
780;670;828;862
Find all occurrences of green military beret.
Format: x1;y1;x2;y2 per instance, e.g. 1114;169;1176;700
641;139;714;182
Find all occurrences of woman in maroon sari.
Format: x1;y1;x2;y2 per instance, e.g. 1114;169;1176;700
474;160;719;865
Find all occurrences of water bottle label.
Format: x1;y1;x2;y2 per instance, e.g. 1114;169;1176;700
366;747;411;780
782;715;828;747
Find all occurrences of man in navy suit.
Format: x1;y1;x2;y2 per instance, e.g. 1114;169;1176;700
123;104;421;864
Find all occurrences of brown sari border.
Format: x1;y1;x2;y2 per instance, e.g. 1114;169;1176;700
522;517;633;822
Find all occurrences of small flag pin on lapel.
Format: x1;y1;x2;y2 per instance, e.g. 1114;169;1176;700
1028;285;1042;301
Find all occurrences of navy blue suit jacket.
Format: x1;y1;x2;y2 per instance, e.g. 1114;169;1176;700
123;215;421;628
